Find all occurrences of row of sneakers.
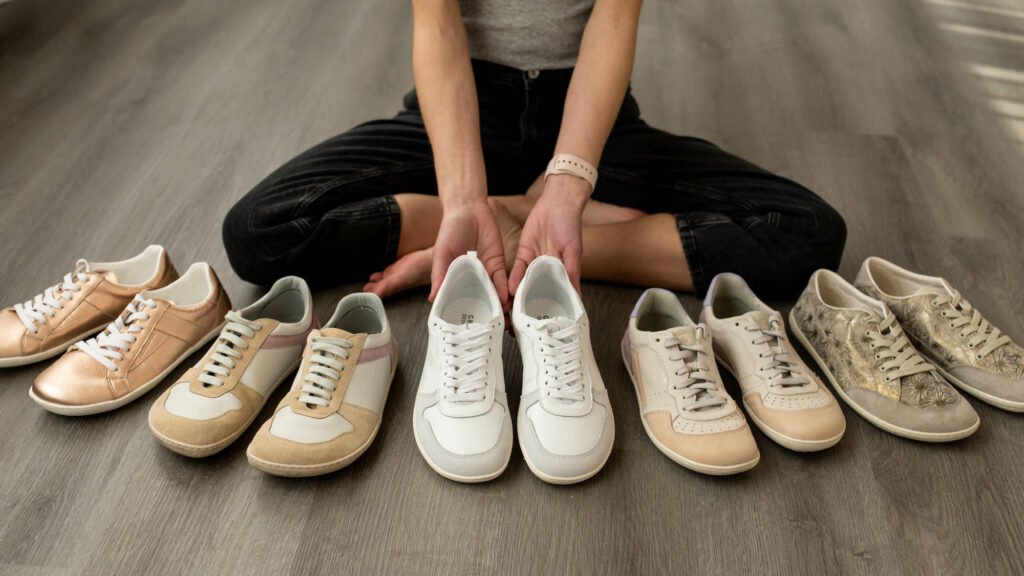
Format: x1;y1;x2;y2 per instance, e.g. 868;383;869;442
0;245;398;477
790;257;1023;441
414;253;615;484
622;274;846;475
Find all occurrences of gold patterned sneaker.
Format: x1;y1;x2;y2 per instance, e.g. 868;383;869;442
856;257;1024;412
0;245;177;368
790;269;979;442
148;276;315;457
30;263;231;416
247;293;397;477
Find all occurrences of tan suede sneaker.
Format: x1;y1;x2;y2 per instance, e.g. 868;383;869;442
622;288;759;476
149;276;315;457
701;273;845;452
247;293;397;477
0;245;177;368
790;269;979;442
30;263;231;416
856;257;1024;412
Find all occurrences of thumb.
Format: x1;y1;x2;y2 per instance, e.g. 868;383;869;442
429;249;452;302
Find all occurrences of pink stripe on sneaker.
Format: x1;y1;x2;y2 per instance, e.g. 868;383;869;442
262;320;315;349
358;337;396;364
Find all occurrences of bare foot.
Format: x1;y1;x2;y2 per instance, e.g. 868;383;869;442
363;199;524;298
502;174;648;226
363;247;433;298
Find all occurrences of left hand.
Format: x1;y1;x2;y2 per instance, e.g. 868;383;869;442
508;174;590;295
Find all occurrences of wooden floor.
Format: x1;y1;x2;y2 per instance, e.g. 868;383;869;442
2;0;1024;574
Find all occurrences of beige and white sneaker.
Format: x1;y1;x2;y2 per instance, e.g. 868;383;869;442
790;269;979;442
148;276;315;457
247;293;397;477
701;273;845;452
31;263;231;416
856;257;1024;412
622;288;759;475
0;245;178;368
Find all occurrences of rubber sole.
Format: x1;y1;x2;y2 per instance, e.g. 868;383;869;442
247;357;397;478
714;354;846;452
148;357;302;458
621;344;759;476
0;325;105;368
788;310;979;443
28;323;224;417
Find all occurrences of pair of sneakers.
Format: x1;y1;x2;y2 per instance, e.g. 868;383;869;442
413;253;615;485
791;257;1021;441
622;275;846;475
18;246;233;416
148;276;397;477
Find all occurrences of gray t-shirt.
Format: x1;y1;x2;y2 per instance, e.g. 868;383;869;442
459;0;595;71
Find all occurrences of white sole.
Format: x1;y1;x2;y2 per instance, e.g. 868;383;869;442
0;326;105;368
149;357;302;458
621;345;759;476
788;310;979;443
248;355;398;478
519;427;614;485
29;323;225;417
713;354;846;452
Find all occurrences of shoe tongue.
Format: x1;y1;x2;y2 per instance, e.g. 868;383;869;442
668;324;700;346
910;282;954;298
319;327;357;339
740;310;773;330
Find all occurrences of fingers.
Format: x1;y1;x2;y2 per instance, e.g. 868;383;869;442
429;248;452;302
562;244;583;295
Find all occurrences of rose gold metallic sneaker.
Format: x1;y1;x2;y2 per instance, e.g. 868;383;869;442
30;263;231;416
0;245;177;368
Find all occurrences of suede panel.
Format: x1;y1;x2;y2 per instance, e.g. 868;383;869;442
149;382;264;448
644;411;759;467
745;393;846;442
845;387;979;434
248;403;380;467
949;366;1024;404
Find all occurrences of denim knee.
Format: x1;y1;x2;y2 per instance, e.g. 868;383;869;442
222;200;280;286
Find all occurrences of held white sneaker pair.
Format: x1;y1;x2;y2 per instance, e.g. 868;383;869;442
414;253;614;484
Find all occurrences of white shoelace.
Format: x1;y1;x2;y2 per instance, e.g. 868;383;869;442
197;311;262;387
76;295;157;370
744;319;811;389
934;292;1011;358
299;336;353;407
440;322;493;403
14;260;91;333
662;326;727;412
533;317;585;404
867;313;934;383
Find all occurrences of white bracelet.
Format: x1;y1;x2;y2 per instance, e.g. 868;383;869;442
544;153;598;190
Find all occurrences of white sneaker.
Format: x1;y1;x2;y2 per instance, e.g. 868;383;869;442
412;252;513;483
512;256;614;484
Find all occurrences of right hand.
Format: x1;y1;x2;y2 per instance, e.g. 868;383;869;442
430;199;509;307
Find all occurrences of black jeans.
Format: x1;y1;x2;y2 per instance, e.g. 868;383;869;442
223;60;846;298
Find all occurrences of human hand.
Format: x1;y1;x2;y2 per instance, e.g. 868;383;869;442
508;174;589;295
430;198;509;305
